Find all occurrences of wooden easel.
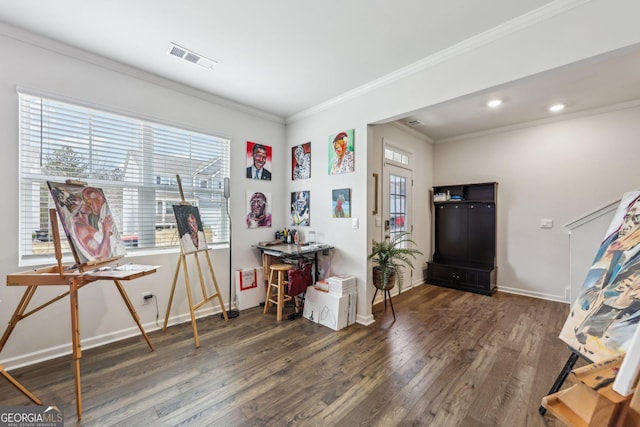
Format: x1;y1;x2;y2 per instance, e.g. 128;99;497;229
1;206;156;421
162;175;228;348
0;363;41;405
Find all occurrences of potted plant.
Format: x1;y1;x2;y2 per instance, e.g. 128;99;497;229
368;232;423;293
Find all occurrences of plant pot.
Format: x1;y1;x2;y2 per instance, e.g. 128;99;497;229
373;266;396;290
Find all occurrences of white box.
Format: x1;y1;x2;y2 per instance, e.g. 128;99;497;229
326;274;356;296
235;268;265;311
303;286;355;331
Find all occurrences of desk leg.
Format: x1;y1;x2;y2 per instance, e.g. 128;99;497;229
69;279;82;421
113;280;154;352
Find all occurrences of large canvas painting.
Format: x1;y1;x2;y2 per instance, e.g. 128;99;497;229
560;191;640;362
48;181;127;265
173;204;208;254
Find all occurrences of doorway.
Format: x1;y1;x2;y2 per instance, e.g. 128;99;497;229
382;144;414;286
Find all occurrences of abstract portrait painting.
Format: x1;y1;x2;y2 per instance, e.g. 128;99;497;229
560;191;640;362
328;129;354;175
292;142;311;180
48;181;127;265
173;204;208;254
291;191;310;226
246;191;272;228
246;141;272;181
332;188;351;218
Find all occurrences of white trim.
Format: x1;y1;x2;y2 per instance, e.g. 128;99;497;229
497;285;569;304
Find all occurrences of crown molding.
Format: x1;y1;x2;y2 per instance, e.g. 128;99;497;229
0;21;284;125
286;0;590;124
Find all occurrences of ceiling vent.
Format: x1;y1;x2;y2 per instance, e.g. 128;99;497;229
406;119;422;127
167;43;217;70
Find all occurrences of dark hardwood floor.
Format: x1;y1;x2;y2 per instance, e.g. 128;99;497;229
0;284;573;426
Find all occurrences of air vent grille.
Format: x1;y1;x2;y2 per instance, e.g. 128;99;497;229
167;43;217;69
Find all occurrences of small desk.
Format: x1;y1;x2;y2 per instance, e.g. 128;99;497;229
254;243;333;286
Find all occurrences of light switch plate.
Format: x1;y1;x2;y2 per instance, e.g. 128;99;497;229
352;218;359;229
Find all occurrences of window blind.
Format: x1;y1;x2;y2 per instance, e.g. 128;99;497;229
18;92;230;264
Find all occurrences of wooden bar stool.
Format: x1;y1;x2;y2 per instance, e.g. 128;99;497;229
263;263;293;321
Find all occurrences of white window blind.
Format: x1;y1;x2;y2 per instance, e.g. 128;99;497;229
19;92;230;264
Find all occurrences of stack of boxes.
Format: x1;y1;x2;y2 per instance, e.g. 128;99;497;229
303;274;357;330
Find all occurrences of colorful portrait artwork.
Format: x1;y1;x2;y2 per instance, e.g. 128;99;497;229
47;181;127;265
560;191;640;362
246;191;272;228
292;142;311;180
246;141;272;181
291;191;310;227
328;129;354;175
173;204;208;254
332;188;351;218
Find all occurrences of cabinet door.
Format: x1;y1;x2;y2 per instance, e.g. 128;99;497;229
467;203;495;264
435;203;468;261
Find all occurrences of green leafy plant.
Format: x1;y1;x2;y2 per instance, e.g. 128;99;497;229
368;232;423;293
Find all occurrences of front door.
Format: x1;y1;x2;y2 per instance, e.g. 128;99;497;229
383;162;413;287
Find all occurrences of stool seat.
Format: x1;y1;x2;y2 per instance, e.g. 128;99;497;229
264;264;294;321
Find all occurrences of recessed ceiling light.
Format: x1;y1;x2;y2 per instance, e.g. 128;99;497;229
549;103;565;113
486;99;502;108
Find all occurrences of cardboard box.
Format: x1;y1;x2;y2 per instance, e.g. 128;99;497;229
235;268;265;311
303;286;356;331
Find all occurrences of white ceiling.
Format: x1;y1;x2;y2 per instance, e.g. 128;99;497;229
1;0;639;141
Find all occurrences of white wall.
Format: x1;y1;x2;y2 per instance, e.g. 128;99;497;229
0;27;286;368
3;0;640;367
286;0;640;316
369;123;433;290
433;105;640;300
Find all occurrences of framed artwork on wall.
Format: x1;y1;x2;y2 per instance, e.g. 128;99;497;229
246;141;272;181
328;129;354;175
291;191;310;226
332;188;351;218
246;191;272;228
292;142;311;180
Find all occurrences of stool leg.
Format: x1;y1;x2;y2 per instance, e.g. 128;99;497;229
277;271;284;321
264;268;276;314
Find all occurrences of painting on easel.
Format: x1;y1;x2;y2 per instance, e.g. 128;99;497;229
173;204;208;254
560;191;640;362
47;181;127;265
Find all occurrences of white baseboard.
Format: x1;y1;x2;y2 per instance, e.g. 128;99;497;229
1;306;220;371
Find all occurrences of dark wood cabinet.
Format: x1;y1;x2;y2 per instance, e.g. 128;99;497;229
427;182;497;295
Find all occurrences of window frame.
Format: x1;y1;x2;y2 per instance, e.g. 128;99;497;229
18;90;230;266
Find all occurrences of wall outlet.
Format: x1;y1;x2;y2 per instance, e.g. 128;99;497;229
141;292;152;305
